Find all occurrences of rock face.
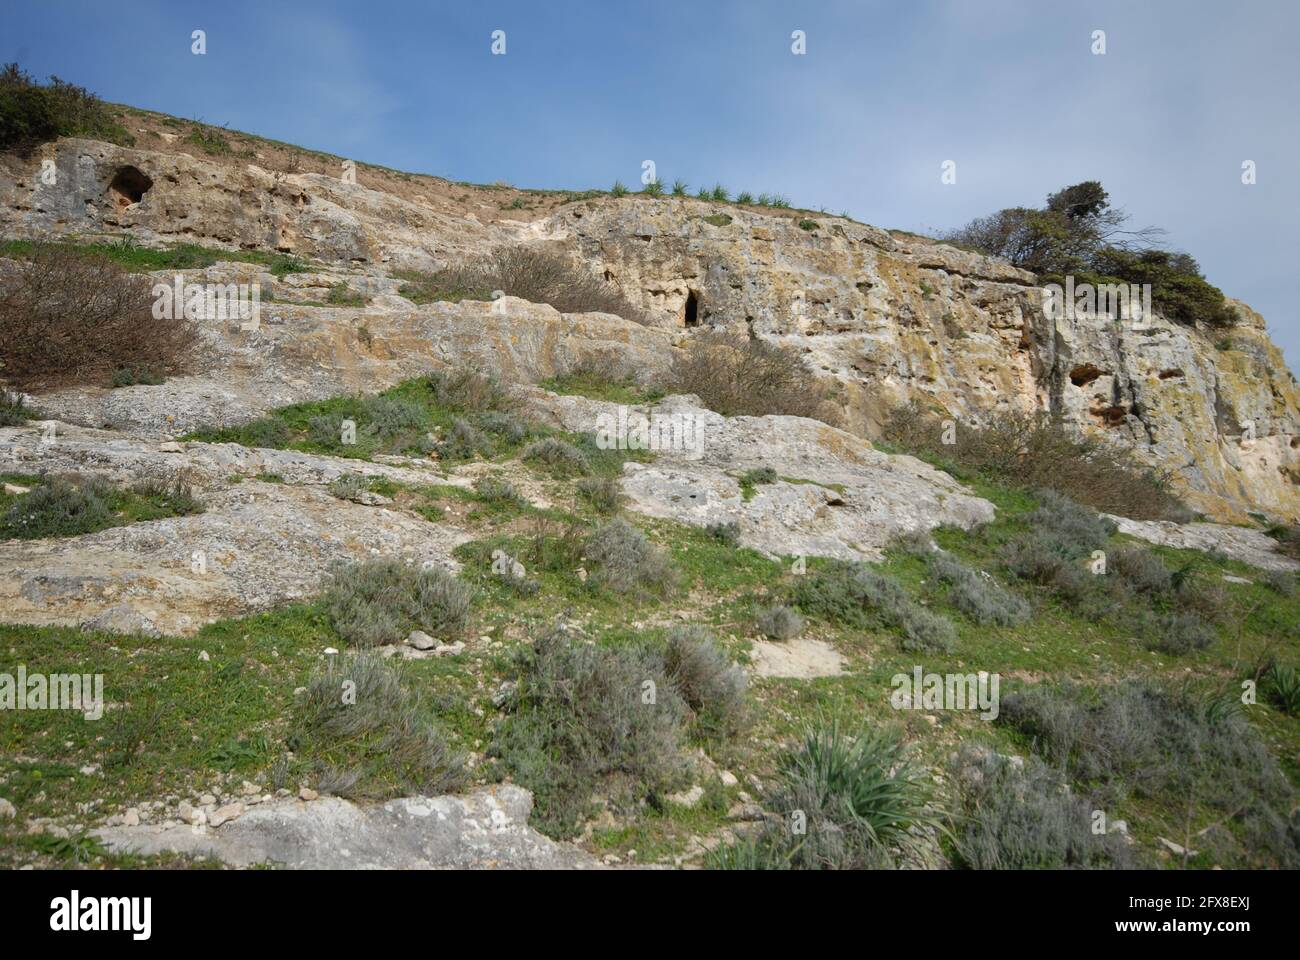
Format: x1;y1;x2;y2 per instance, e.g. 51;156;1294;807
2;130;1298;521
92;785;601;869
531;392;995;561
567;201;1300;522
0;423;472;634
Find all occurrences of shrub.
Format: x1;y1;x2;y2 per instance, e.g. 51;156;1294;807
790;560;956;653
1148;610;1216;655
756;604;805;641
325;282;365;306
1109;544;1173;596
426;366;518;413
361;395;427;439
521;437;592;476
0;243;197;390
0;388;29;426
662;626;748;739
0;63;133;155
882;402;1190;521
1263;663;1300;715
584;518;677;598
320;559;472;648
490;625;689;837
291;653;464;800
998;681;1297;867
929;552;1031;626
0;474;111;539
950;747;1139;869
942;180;1237;328
238;417;293;449
740;466;778;486
735;191;754;204
474;411;535;445
669;328;838;423
110;366;165;388
670;180;688;197
185;124;231;156
610;180;628;197
576;475;624;514
1263;522;1300;562
1262;569;1296;597
128;475;204;516
709;184;729;202
328;473;369;501
767;718;943;868
436;417;494;461
472;476;528;509
704;519;741;547
642;180;663;197
798;219;818;231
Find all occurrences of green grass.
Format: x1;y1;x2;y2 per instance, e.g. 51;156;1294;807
0;238;307;278
1;454;1296;869
0;474;203;540
538;370;665;406
182;376;655;475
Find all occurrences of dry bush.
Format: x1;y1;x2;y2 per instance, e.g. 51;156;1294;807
668;328;839;422
408;246;648;323
0;244;196;390
882;400;1190;522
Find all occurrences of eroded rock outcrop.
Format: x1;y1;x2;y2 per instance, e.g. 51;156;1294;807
93;785;601;869
2;130;1297;521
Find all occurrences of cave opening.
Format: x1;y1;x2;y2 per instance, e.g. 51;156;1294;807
108;166;153;207
684;289;700;327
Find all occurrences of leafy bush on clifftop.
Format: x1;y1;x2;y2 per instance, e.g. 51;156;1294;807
0;63;133;155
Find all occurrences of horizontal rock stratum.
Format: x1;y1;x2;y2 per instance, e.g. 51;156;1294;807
2;117;1298;522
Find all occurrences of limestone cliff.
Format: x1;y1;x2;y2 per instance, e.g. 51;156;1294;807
2;126;1296;521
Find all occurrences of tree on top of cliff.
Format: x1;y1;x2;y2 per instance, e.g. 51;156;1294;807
943;181;1238;328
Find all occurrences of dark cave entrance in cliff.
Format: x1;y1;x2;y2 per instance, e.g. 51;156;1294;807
683;289;700;327
108;166;153;207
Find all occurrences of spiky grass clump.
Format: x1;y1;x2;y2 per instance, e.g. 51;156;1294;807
0;388;30;426
1263;663;1300;715
766;718;944;869
292;652;465;800
320;559;472;647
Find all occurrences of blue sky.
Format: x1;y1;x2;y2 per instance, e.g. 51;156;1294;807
7;0;1299;368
